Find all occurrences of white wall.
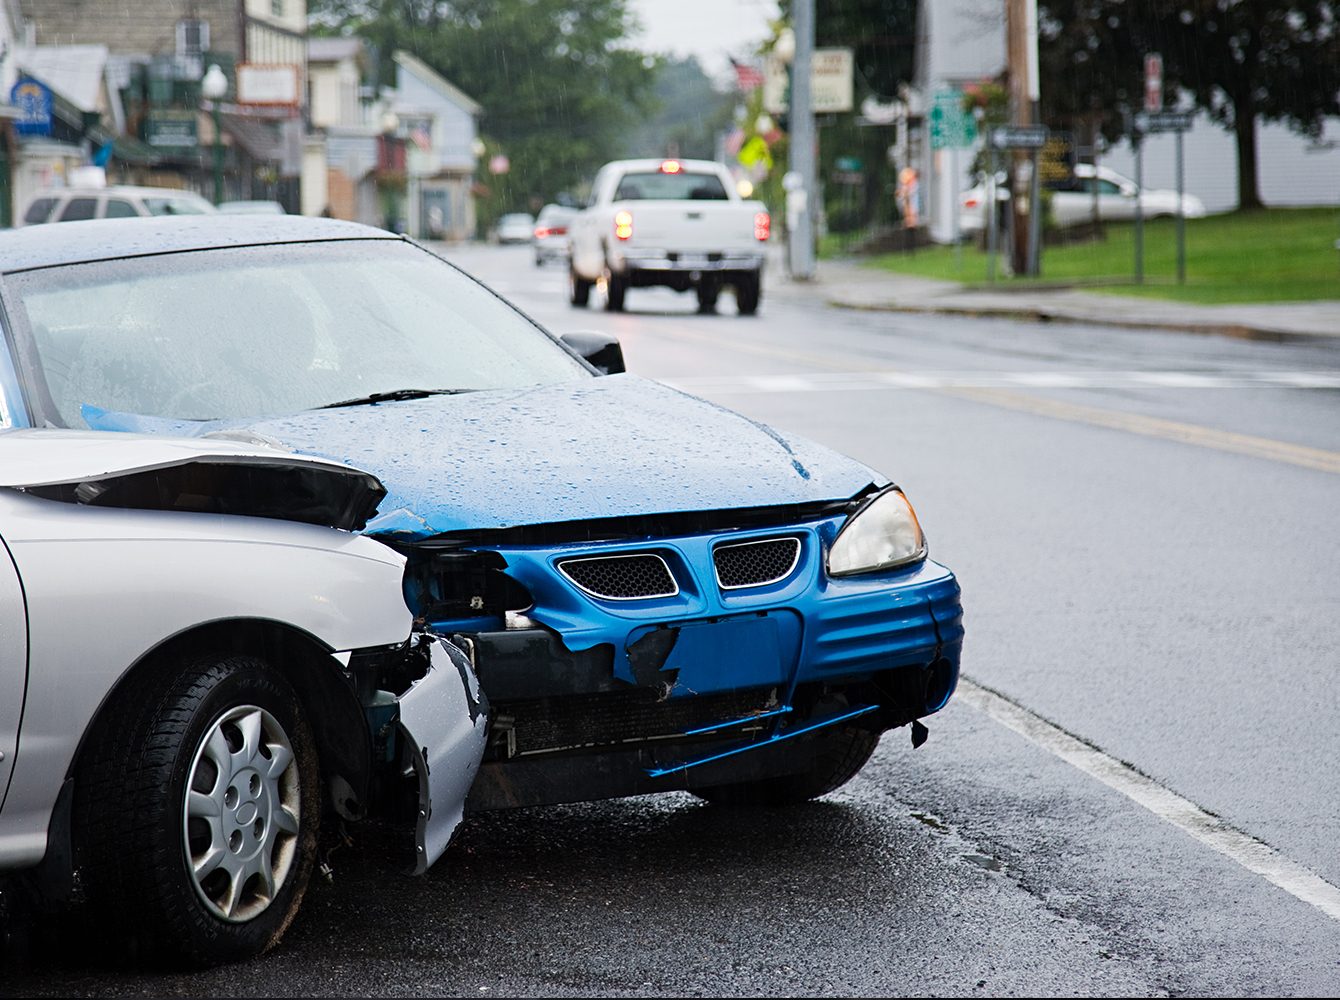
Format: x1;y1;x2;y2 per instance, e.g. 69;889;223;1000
1102;113;1340;212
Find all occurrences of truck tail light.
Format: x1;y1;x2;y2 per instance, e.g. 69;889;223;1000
615;211;633;240
754;212;770;241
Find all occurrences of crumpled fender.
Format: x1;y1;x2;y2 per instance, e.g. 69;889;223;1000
396;636;489;874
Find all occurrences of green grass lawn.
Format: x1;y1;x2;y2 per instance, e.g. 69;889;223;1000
856;207;1340;304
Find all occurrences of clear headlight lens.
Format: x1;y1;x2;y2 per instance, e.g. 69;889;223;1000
827;489;926;577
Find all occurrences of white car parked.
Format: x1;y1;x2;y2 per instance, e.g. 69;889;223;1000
18;185;217;226
0;431;487;965
959;164;1207;233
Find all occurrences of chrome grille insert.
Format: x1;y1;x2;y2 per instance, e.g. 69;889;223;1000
713;537;801;590
558;553;678;600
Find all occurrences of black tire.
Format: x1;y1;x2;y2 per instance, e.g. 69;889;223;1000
692;725;879;807
733;271;761;316
74;654;319;966
604;272;627;312
569;266;592;307
696;281;720;314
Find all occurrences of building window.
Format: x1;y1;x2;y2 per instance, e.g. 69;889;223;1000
176;19;209;58
176;19;209;80
272;0;285;16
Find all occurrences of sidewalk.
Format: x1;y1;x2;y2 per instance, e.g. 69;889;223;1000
781;258;1340;342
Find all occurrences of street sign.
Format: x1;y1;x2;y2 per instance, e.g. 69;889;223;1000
929;90;975;149
762;47;854;115
811;48;854;113
990;125;1049;149
1040;131;1077;190
1135;111;1194;133
835;156;863;172
1144;54;1163;113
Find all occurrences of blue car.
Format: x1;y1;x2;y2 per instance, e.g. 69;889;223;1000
0;217;962;811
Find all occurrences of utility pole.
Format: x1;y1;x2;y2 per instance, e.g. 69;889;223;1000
1006;0;1040;276
788;0;816;279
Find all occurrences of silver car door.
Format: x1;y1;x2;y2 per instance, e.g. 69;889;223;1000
0;534;27;812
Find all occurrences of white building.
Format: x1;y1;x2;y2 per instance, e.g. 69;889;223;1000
306;42;480;239
914;0;1006;243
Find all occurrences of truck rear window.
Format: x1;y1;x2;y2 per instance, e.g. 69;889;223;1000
614;172;728;201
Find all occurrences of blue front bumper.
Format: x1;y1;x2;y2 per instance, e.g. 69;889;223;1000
411;513;962;809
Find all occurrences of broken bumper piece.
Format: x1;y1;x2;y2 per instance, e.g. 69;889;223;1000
642;703;879;779
395;636;489;874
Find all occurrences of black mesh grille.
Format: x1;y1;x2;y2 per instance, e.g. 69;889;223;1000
713;537;800;589
559;554;677;599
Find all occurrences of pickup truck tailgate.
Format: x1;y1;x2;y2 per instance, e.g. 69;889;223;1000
617;201;762;253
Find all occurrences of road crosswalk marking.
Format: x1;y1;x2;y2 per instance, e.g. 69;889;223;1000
660;370;1340;392
658;372;1340;475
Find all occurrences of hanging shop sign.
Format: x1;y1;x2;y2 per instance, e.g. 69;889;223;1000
11;77;53;136
145;109;199;149
236;64;300;107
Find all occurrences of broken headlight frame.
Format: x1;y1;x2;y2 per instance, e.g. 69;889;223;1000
826;487;926;577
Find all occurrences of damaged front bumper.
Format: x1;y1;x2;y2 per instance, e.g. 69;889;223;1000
358;635;489;873
406;517;962;810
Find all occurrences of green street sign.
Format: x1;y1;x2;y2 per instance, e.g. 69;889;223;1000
929;90;976;149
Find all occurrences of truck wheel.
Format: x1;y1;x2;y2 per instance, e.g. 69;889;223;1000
74;653;319;965
690;725;879;806
569;267;592;307
605;273;627;312
733;272;761;316
696;281;720;314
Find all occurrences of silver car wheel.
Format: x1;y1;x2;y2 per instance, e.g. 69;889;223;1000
183;704;301;923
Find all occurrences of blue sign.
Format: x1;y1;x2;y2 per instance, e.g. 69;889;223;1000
10;77;53;136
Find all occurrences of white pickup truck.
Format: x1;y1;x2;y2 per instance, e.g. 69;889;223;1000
568;158;771;315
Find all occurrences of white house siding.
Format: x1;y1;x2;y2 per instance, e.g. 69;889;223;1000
1101;114;1340;214
915;0;1007;243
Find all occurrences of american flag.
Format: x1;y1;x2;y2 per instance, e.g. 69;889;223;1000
410;124;432;151
724;125;745;157
730;58;763;92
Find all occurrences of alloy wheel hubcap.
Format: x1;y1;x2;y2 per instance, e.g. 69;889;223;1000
183;705;300;922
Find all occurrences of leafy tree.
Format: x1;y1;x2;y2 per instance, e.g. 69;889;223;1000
625;57;736;161
311;0;657;227
774;0;919;233
779;0;917;99
1039;1;1340;210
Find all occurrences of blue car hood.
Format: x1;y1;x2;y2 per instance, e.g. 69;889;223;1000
85;375;885;540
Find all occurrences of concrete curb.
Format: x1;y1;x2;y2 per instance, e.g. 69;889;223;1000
825;296;1336;344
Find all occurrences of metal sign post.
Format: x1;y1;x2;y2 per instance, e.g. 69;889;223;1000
987;145;998;282
990;125;1049;278
1134;110;1194;285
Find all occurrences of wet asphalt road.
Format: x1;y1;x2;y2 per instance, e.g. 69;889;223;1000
4;246;1339;996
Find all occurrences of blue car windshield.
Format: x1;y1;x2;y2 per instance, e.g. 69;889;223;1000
6;240;591;426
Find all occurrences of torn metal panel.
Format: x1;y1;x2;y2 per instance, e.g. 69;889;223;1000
396;636;489;875
0;429;384;530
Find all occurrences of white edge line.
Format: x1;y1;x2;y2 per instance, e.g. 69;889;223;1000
956;677;1340;922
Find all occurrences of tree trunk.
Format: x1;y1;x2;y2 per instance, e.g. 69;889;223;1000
1233;99;1262;210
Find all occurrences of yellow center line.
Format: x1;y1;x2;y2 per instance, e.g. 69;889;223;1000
642;324;1340;476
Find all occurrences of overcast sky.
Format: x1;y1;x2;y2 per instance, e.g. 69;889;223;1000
628;0;778;81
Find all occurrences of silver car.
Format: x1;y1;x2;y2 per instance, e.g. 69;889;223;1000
0;430;487;964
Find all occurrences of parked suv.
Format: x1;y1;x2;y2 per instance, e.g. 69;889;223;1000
18;185;216;226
